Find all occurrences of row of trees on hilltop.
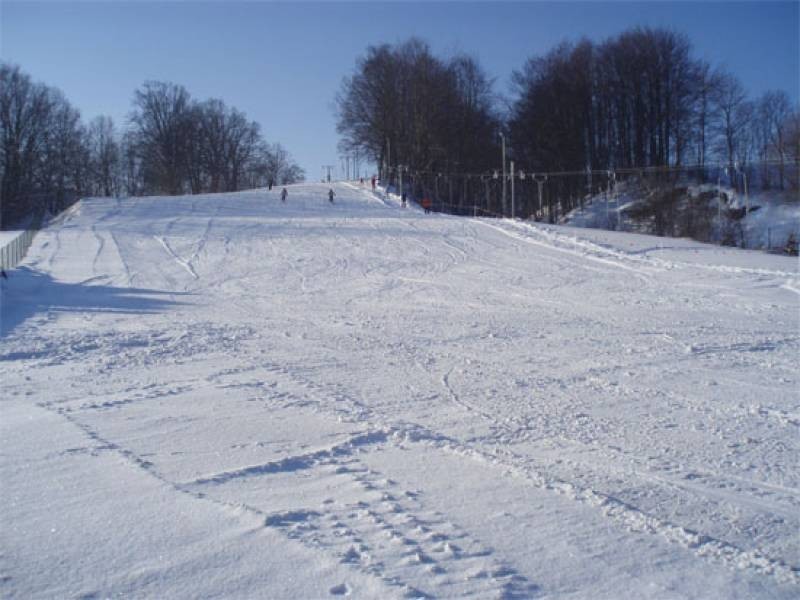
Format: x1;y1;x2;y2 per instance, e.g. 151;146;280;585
125;81;303;197
1;64;87;228
508;28;798;184
0;64;304;228
336;39;502;180
336;29;799;209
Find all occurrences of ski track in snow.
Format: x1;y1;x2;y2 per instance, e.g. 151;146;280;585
476;219;660;288
154;235;199;281
1;183;798;598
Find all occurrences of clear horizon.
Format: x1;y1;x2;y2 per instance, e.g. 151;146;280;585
2;1;798;181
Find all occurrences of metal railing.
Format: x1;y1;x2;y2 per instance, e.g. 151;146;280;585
1;193;80;271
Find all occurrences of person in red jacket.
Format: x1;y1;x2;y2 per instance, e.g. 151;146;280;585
421;197;432;214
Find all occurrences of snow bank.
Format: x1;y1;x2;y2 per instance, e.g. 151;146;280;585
564;180;800;253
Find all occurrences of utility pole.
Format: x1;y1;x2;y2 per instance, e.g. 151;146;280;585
534;174;548;220
717;164;724;244
500;132;507;216
322;165;334;183
399;165;404;201
743;167;749;247
607;171;617;230
386;138;391;183
510;161;515;219
448;173;453;208
736;162;749;248
484;175;490;215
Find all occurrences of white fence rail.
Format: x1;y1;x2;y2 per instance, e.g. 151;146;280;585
0;228;37;271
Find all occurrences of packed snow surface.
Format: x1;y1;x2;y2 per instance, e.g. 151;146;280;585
1;183;798;599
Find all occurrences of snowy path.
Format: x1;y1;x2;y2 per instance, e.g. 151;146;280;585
1;183;798;598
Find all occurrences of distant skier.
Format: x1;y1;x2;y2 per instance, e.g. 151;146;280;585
268;178;274;191
421;197;432;214
371;176;376;191
281;188;288;202
328;188;335;203
401;192;407;208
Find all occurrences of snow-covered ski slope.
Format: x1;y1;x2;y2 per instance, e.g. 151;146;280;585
1;182;798;599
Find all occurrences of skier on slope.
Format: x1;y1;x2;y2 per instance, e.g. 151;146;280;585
281;188;288;202
328;188;335;203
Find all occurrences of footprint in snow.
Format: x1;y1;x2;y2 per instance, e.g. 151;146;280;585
341;546;361;563
329;583;350;596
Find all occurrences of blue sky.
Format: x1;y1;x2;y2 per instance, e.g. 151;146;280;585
2;1;798;180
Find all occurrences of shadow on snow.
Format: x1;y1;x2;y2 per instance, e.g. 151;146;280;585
0;267;187;337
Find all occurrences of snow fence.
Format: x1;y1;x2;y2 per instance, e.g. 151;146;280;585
0;228;37;271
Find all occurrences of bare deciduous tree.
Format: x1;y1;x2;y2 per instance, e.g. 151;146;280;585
711;70;750;173
1;63;89;227
336;39;500;194
88;115;118;196
129;81;193;195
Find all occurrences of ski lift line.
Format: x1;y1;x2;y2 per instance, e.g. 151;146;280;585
382;158;791;181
